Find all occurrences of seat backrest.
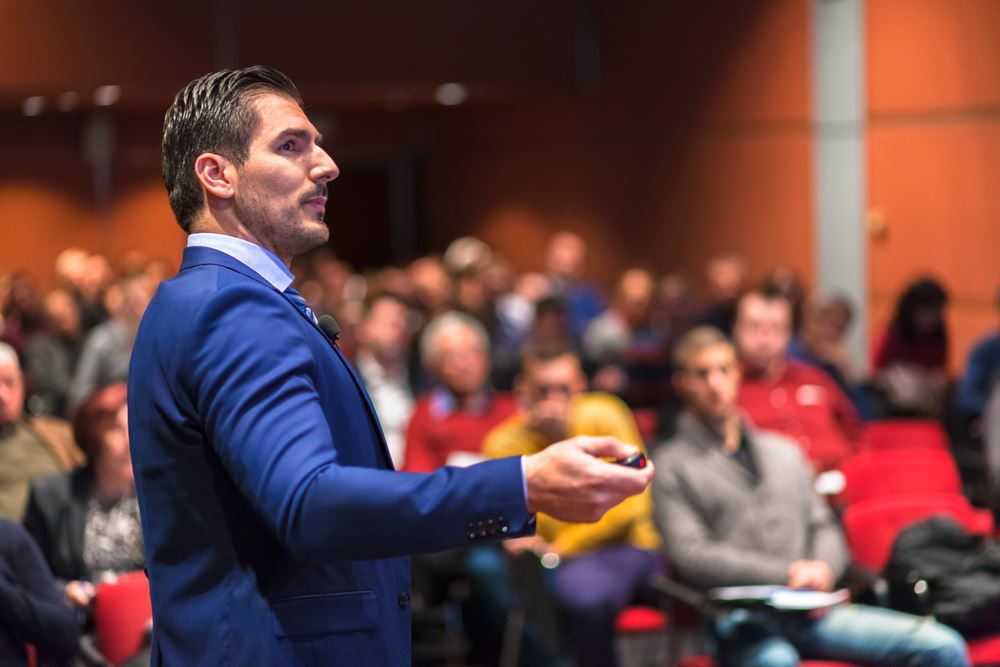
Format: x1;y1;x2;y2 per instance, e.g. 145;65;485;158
94;571;152;666
843;493;985;571
837;448;962;506
862;419;949;451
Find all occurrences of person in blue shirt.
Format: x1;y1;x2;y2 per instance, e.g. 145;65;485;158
955;286;1000;421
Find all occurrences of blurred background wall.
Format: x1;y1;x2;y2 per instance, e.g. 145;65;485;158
0;0;996;369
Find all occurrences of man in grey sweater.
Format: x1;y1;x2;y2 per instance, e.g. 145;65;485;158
652;326;969;667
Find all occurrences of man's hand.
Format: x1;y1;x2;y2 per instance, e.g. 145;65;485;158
65;580;96;607
522;436;654;523
787;560;834;592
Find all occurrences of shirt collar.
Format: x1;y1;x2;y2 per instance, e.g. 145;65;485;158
187;233;295;292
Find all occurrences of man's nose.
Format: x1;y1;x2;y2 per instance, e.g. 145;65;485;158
313;147;340;184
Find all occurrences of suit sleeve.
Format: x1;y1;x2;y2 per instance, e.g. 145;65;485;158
186;284;533;561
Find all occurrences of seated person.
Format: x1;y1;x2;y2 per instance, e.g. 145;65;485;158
481;342;662;667
652;327;969;667
0;518;79;667
24;384;143;610
872;277;950;418
789;295;874;418
354;293;416;467
955;284;1000;424
403;311;516;471
583;268;671;408
0;342;84;521
734;290;861;471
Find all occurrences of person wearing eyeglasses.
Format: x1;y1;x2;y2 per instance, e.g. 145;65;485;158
480;341;662;667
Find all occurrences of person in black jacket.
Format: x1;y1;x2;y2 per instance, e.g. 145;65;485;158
23;383;143;608
0;518;78;666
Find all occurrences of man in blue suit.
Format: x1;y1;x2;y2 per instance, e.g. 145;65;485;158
128;66;653;666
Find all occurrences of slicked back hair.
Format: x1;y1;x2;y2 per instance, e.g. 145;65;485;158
161;66;303;232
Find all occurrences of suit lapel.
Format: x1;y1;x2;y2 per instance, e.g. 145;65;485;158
328;346;395;470
182;246;396;470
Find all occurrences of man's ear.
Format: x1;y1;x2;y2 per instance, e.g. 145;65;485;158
194;153;236;201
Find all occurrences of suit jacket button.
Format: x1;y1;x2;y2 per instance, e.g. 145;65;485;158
398;593;411;609
467;531;476;540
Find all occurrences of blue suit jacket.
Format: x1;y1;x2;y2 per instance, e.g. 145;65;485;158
128;247;532;666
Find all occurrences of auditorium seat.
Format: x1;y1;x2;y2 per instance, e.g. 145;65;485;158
614;605;669;666
862;419;949;451
93;571;153;666
679;657;858;667
836;448;963;506
843;493;994;572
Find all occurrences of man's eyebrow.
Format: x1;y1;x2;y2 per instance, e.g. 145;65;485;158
276;128;323;145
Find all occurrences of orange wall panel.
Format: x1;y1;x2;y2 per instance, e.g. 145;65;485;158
868;0;1000;114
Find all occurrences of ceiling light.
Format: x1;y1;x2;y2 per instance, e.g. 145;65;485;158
434;83;468;106
94;85;121;106
22;96;45;116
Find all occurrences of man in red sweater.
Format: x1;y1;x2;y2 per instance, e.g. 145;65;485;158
734;290;862;471
403;311;517;472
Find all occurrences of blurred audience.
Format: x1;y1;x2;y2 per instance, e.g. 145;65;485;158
408;256;454;325
0;272;44;355
761;266;806;333
355;294;416;466
10;233;1000;665
55;249;111;334
790;294;874;418
873;277;950;418
734;290;862;471
655;272;699;347
493;272;550;387
480;342;661;667
0;518;79;667
544;232;605;340
23;289;84;418
954;284;1000;424
402;312;516;471
584;268;670;407
0;343;83;520
24;384;143;604
696;255;746;337
652;326;970;667
69;271;153;411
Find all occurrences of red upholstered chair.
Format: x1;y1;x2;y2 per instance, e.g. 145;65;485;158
836;448;963;507
615;605;668;634
842;494;1000;665
93;571;153;666
679;658;857;667
861;419;949;452
842;493;994;572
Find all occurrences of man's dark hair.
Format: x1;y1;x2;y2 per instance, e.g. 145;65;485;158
161;66;303;232
520;340;580;373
